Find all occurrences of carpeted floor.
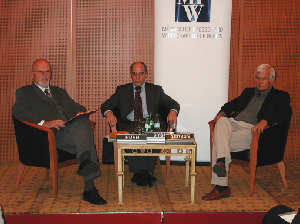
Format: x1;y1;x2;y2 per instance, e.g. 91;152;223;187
0;160;299;214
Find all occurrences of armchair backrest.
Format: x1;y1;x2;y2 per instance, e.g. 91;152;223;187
13;117;76;168
13;117;51;168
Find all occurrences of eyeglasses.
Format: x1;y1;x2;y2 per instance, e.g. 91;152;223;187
131;72;146;75
32;70;51;74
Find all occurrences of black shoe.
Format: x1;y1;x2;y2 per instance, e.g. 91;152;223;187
213;161;227;177
135;173;148;186
77;159;99;176
131;173;141;183
133;170;157;187
83;188;107;205
146;173;157;187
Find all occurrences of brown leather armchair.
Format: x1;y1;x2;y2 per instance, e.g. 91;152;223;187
208;118;290;195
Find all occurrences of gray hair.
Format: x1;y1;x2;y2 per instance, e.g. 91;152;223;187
254;64;276;81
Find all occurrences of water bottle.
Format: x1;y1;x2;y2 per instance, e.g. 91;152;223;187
153;114;161;132
145;115;150;132
149;113;154;132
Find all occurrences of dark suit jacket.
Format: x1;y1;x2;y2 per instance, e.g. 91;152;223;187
101;82;180;131
221;87;292;165
221;87;291;126
12;83;85;123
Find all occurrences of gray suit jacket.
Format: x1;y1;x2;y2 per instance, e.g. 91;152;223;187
12;83;85;123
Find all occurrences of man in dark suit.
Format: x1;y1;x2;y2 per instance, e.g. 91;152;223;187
12;59;107;205
101;61;180;187
202;64;292;200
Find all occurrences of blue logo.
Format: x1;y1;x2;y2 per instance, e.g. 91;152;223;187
175;0;211;22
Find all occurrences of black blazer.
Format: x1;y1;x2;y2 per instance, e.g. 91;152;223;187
12;83;85;124
221;87;292;165
221;87;291;126
101;82;180;131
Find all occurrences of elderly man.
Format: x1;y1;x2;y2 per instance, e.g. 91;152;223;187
12;59;106;205
101;61;180;187
202;64;292;200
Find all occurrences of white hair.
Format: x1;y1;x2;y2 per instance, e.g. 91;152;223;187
254;64;276;81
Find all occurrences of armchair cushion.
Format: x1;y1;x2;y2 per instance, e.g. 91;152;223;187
231;118;290;166
13;117;75;168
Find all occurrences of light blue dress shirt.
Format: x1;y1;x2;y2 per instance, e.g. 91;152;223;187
127;83;149;121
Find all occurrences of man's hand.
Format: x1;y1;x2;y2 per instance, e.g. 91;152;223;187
76;111;85;116
105;111;117;128
43;120;65;130
251;120;268;134
167;110;177;126
213;112;225;123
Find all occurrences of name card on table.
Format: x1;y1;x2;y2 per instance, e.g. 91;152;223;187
146;132;166;143
165;132;195;145
117;134;147;144
165;133;194;140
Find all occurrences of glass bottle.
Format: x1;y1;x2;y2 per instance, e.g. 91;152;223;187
145;115;150;132
149;113;154;132
153;114;161;132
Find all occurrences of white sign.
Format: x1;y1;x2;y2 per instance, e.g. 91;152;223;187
155;0;232;162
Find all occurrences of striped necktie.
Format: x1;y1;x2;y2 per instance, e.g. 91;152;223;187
134;86;143;121
44;88;51;97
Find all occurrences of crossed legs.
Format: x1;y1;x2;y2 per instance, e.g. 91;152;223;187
203;117;253;200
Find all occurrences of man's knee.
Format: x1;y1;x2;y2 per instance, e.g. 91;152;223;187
216;116;230;125
214;117;231;132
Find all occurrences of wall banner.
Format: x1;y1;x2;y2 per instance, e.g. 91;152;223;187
155;0;232;161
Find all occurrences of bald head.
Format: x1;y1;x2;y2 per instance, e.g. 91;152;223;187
31;59;52;88
130;62;148;86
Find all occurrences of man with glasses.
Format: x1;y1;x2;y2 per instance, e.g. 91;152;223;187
101;61;180;187
202;64;292;200
12;59;107;205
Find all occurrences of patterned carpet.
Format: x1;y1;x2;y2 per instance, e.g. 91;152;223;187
0;160;299;214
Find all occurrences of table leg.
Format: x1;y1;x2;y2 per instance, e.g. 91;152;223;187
190;147;196;204
122;155;125;189
117;146;123;204
185;156;190;187
113;142;118;176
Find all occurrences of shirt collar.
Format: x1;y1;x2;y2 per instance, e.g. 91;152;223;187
255;87;271;97
34;82;50;92
133;83;145;91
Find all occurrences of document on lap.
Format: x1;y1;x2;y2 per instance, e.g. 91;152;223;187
65;109;98;124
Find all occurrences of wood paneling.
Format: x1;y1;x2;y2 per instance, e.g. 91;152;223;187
73;0;154;160
0;0;71;162
229;0;300;159
0;0;299;162
0;0;154;162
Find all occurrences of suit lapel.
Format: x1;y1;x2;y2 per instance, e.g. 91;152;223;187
127;83;135;113
31;83;55;105
145;83;153;114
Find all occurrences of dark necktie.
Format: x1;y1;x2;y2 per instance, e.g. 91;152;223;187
44;88;51;97
134;86;143;121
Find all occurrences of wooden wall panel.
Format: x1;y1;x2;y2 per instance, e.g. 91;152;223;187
229;0;300;159
0;0;299;162
0;0;71;162
73;0;154;161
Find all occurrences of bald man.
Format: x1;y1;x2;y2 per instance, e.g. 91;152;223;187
12;59;106;205
101;62;180;187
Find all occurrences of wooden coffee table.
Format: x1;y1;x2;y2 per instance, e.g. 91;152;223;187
115;141;197;204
